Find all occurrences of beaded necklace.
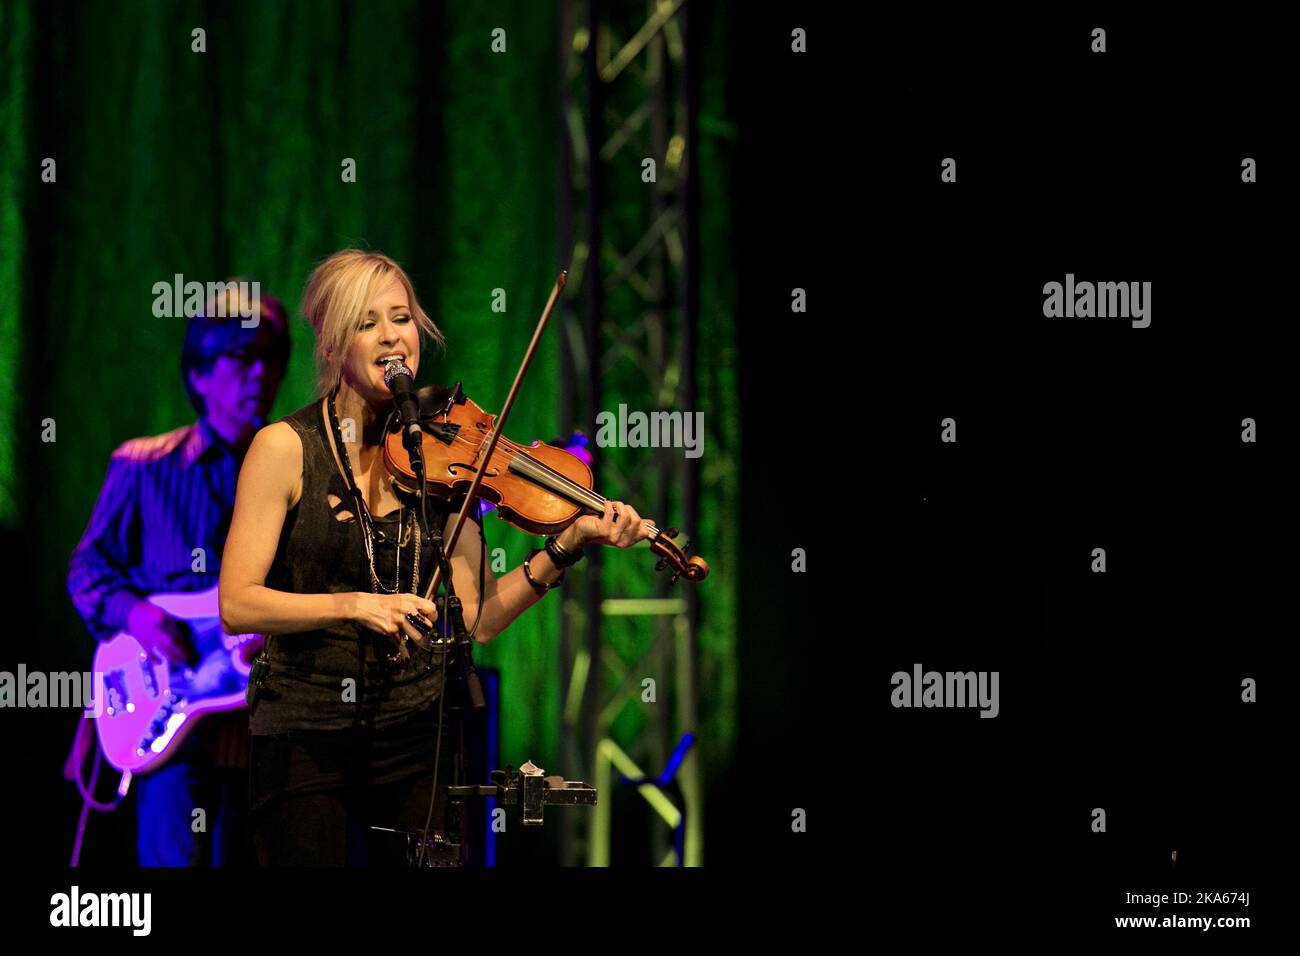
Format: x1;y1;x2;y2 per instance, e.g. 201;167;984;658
325;388;420;595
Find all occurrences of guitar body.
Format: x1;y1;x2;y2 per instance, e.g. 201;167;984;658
93;586;261;774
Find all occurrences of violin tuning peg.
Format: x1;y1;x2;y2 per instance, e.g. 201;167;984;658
666;527;679;539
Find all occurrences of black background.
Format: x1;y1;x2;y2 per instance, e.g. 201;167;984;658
5;4;1285;942
877;8;1285;937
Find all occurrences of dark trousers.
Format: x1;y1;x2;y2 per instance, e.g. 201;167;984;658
249;705;458;866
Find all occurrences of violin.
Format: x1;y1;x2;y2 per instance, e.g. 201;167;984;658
380;382;709;584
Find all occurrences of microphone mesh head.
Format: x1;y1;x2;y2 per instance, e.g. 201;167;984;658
382;359;413;389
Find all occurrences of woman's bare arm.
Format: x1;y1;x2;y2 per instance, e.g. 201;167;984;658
442;512;576;645
218;422;358;635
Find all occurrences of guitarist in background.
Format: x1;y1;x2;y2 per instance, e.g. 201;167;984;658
66;284;290;865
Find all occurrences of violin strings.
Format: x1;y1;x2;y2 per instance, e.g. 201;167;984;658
418;427;662;538
438;430;605;506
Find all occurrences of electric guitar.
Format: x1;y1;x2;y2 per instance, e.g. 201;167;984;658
93;586;261;775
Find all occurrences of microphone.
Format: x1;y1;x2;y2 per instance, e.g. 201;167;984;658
382;359;423;458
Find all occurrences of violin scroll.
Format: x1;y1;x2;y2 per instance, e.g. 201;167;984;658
649;527;709;584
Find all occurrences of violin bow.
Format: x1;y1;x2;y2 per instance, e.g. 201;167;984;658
421;270;567;602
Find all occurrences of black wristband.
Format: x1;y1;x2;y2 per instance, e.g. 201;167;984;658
545;534;585;568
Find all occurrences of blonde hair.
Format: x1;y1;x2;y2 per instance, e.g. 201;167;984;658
300;249;444;398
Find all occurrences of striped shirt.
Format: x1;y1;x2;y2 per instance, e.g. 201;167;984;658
66;416;249;768
67;416;240;642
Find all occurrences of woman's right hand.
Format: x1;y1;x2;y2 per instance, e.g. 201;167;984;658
350;592;440;663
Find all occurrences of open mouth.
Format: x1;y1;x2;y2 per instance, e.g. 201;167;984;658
375;354;406;368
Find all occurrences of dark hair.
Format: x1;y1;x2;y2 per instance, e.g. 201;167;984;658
180;281;290;415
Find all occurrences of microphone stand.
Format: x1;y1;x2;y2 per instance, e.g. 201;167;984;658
400;392;484;867
411;514;480;867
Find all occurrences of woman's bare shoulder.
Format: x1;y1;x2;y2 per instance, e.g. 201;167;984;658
250;420;303;463
243;421;304;507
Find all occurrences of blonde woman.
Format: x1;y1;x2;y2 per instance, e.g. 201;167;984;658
219;250;651;865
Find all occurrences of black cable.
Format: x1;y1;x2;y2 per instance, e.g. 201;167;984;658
412;445;444;867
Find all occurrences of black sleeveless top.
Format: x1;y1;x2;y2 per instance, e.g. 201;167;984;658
248;395;478;735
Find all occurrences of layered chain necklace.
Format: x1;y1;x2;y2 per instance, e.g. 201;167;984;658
326;388;420;595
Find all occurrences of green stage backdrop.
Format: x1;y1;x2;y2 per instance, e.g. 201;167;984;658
1;0;737;854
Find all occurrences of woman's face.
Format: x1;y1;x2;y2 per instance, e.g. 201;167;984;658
341;274;421;403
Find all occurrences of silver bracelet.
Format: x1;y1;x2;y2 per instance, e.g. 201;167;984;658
523;549;563;593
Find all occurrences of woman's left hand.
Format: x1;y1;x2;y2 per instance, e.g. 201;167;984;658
563;500;654;550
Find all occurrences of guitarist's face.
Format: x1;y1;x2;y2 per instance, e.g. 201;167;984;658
190;322;287;437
